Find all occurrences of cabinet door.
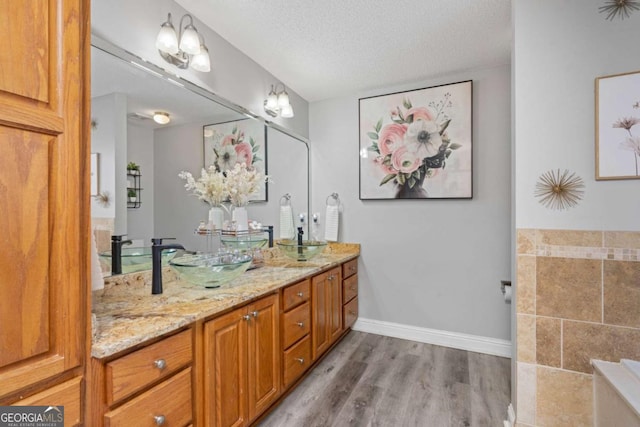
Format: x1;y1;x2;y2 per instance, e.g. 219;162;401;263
247;294;280;421
329;268;343;343
311;271;330;360
204;309;248;427
0;0;88;401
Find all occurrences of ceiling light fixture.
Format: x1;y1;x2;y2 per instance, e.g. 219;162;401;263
156;13;211;72
153;112;171;125
264;83;294;118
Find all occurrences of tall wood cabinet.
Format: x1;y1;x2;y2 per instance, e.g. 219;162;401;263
204;293;280;427
0;0;90;417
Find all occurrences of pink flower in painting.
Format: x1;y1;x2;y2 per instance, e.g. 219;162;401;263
221;134;236;146
391;146;421;174
378;123;407;156
406;107;434;122
234;142;253;166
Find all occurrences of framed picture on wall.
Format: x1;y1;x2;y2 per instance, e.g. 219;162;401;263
359;80;473;200
595;70;640;180
203;118;268;202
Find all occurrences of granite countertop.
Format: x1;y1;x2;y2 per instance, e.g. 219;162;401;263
91;243;360;359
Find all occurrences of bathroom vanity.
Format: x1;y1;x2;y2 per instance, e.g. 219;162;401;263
88;244;359;426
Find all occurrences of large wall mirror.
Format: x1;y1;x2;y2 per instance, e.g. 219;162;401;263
91;36;310;275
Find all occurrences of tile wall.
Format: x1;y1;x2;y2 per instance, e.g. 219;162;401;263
515;229;640;427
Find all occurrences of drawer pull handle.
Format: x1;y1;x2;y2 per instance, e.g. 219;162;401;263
350;266;356;271
294;357;305;364
297;292;304;298
154;415;166;425
350;286;356;291
243;314;251;321
296;321;304;327
251;311;259;318
349;310;356;315
154;359;166;370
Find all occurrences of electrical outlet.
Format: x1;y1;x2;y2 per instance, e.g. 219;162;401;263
299;213;307;224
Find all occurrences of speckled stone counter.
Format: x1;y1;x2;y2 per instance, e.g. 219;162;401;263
91;243;359;359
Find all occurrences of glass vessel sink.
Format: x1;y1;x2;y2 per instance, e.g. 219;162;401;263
276;240;328;261
169;253;253;288
99;247;178;274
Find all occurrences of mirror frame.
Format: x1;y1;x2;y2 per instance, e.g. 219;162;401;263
91;34;311;237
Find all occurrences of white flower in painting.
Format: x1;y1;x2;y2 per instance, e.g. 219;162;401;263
217;145;237;171
620;136;640;156
404;119;442;159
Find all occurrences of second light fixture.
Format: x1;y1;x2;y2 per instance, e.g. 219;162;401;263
264;83;294;118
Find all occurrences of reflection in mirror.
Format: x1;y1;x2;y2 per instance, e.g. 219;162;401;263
90;36;310;276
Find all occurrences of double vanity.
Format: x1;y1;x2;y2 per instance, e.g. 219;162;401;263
88;243;360;426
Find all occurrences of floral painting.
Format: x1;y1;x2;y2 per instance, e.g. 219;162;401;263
203;118;268;201
359;80;473;199
596;70;640;180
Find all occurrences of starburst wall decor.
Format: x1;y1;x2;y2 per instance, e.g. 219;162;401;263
534;169;585;210
599;0;640;20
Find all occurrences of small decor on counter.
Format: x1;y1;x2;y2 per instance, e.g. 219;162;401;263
534;169;585;210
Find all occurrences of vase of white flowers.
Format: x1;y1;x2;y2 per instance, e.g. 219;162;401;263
225;162;268;231
178;166;228;229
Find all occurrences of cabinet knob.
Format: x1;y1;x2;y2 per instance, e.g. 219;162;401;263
243;314;251;321
350;285;356;291
328;274;334;281
251;311;259;318
349;310;356;316
154;359;166;370
297;292;304;298
154;415;166;425
350;266;356;272
296;322;304;328
294;357;305;364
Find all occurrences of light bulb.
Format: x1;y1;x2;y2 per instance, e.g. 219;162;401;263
179;25;201;55
153;112;171;125
191;44;211;72
266;86;278;110
280;104;294;118
156;16;178;54
277;90;290;108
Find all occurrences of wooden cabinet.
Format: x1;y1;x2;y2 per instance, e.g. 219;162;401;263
0;0;89;412
342;259;359;330
204;293;280;427
311;267;342;360
90;329;193;427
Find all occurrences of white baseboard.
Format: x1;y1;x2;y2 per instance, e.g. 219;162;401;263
352;317;512;358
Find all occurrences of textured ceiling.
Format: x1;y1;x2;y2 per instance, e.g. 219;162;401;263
176;0;512;102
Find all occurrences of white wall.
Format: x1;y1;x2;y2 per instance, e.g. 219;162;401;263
91;93;128;234
127;123;155;244
514;0;640;231
310;64;512;341
91;0;309;138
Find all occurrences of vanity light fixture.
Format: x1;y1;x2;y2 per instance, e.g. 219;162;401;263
264;83;294;118
155;13;211;72
153;112;171;125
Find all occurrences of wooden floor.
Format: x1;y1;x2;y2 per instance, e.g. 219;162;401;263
258;331;511;427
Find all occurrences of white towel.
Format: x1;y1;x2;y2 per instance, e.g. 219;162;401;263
280;205;295;239
324;205;339;242
90;231;105;291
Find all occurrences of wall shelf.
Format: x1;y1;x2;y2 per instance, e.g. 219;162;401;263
127;171;142;209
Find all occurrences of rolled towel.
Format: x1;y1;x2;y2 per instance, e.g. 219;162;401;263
280;205;295;239
324;204;339;242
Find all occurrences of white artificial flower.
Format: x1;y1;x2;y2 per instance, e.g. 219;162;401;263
404;119;442;159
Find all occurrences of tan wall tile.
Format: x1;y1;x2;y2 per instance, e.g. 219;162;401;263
604;231;640;250
517;314;536;363
516;362;536;426
536;317;561;368
517;255;536;314
563;320;640;373
604;260;640;328
517;229;536;255
537;229;602;247
536;367;593;427
536;257;602;321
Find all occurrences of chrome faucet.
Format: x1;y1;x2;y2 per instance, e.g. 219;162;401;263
151;238;185;295
111;235;133;275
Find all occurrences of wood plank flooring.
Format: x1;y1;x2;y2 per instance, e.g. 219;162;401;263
258;331;510;427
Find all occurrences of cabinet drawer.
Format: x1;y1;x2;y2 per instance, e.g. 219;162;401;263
14;376;81;427
342;259;358;279
282;302;310;349
104;367;192;427
282;278;310;311
283;335;311;388
106;329;192;405
343;296;358;330
342;274;358;303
